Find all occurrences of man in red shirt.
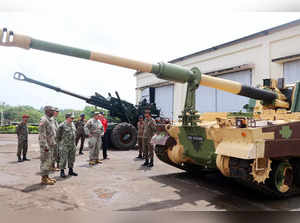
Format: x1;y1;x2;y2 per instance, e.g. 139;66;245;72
98;112;109;159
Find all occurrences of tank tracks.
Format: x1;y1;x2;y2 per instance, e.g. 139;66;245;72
155;145;300;198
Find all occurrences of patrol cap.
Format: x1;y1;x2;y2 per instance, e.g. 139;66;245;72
93;111;100;116
44;105;55;111
80;113;85;117
22;114;29;118
65;113;75;119
54;107;59;112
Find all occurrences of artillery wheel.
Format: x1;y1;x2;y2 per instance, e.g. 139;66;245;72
110;122;137;150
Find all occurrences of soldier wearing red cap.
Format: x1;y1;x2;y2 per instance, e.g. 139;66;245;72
16;114;30;162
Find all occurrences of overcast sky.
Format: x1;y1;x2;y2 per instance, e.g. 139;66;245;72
0;0;299;110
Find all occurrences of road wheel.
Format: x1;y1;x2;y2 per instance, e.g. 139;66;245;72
269;161;293;196
110;122;137;150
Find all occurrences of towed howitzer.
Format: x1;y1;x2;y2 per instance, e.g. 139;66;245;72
3;27;300;197
13;72;160;150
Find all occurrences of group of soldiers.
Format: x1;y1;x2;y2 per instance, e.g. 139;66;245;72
17;106;108;185
16;106;163;185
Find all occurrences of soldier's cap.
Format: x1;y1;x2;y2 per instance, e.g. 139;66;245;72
99;111;104;115
93;111;100;116
80;113;85;117
138;115;143;119
144;109;151;114
65;113;75;119
22;114;29;118
44;106;55;111
54;107;59;112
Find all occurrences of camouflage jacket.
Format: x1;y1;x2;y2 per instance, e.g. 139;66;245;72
75;119;86;135
143;117;156;139
56;121;76;147
137;120;145;138
84;118;103;136
53;118;59;132
39;115;56;148
16;121;28;141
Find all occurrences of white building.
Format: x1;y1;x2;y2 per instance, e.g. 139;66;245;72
135;19;300;121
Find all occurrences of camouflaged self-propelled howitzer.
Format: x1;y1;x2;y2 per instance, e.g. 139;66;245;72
2;27;300;197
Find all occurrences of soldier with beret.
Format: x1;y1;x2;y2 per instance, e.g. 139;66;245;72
57;113;78;178
75;113;87;155
16;114;30;162
142;109;157;167
51;107;60;171
39;106;57;185
84;111;104;165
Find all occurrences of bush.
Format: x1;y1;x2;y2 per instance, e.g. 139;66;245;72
0;125;39;134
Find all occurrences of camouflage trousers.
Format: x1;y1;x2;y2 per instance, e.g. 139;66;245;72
40;146;54;176
59;145;76;169
143;137;153;160
17;139;28;157
137;137;144;157
88;135;102;161
52;143;60;166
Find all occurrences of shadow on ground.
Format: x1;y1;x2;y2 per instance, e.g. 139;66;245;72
118;172;300;211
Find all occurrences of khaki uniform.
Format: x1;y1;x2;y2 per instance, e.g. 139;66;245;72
57;121;77;169
84;118;103;161
16;121;28;157
142;117;156;160
137;120;144;157
39;115;56;176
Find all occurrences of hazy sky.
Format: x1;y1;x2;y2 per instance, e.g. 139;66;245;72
0;0;299;110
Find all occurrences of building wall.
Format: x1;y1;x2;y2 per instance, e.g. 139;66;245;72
135;23;300;121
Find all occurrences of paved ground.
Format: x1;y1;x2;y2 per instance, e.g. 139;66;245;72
1;134;300;211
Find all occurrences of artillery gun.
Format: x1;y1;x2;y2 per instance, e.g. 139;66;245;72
12;72;160;150
2;27;300;197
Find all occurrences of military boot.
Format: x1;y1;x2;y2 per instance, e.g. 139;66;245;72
23;155;30;161
17;155;23;162
41;176;55;185
142;159;149;166
148;158;153;167
60;169;66;178
95;159;102;164
89;160;96;166
79;148;84;155
68;168;78;176
48;176;56;183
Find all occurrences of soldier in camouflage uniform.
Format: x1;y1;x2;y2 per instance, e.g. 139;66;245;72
142;109;156;167
75;113;87;155
16;114;30;162
51;108;60;171
39;106;57;185
136;115;145;159
57;113;78;178
84;112;104;165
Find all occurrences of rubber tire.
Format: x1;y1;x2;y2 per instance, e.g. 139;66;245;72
110;122;137;150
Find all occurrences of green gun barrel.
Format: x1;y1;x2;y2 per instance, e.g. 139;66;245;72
0;27;278;103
